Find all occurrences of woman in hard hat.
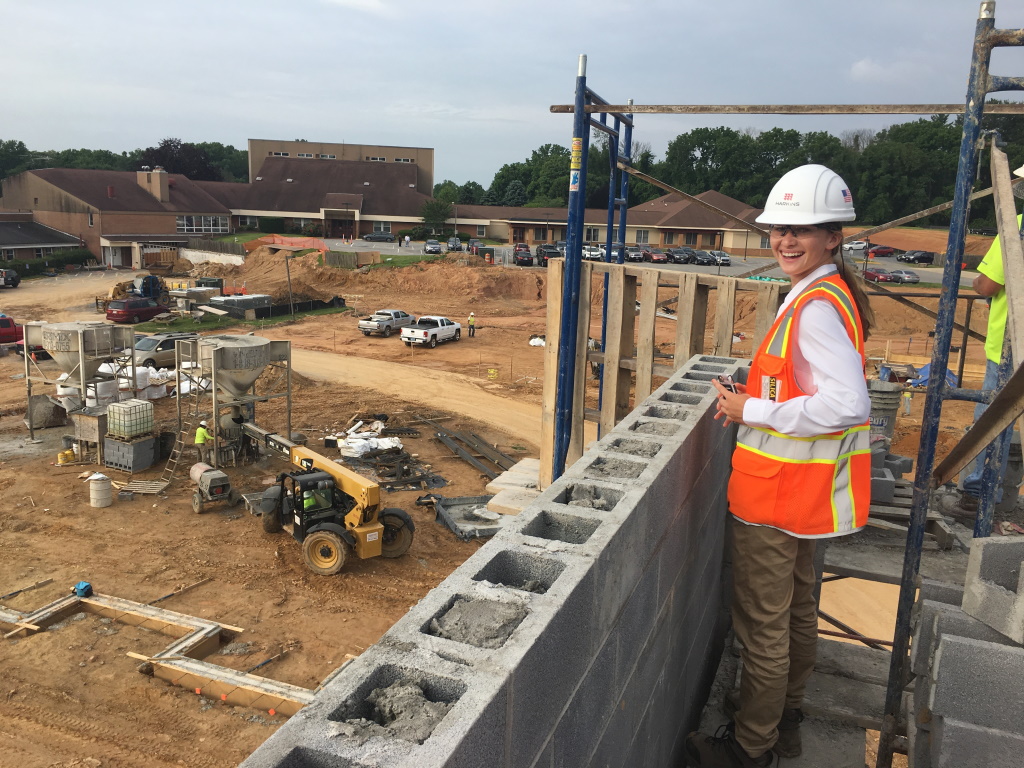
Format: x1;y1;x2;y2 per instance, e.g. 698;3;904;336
686;165;873;768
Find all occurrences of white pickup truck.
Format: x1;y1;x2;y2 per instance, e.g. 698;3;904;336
401;316;461;348
357;309;416;337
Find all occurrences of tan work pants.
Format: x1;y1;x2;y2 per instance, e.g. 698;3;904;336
730;518;818;756
196;443;211;464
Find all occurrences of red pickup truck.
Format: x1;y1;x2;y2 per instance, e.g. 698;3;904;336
0;316;23;344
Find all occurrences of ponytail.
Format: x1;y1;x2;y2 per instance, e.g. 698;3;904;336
821;223;875;336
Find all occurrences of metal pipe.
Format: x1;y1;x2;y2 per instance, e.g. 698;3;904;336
550;102;1024;115
818;629;894;648
957;299;974;386
819;610;889;652
877;6;995;766
552;55;590;480
598;114;619;419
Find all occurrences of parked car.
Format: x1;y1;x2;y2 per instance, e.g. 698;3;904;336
889;269;920;284
514;252;534;267
106;297;165;324
363;231;395;242
842;240;869;251
693;250;717;266
582;246;603;261
600;246;623;261
401;316;461;348
536;244;561;265
868;245;896;257
709;250;731;266
1;268;20;288
625;246;644;263
358;309;417;338
423;239;443;255
646;249;668;264
897;250;936;264
126;331;200;368
667;247;697;264
0;315;24;344
467;238;484;251
555;240;567;254
862;267;893;283
513;243;530;253
446;237;462;252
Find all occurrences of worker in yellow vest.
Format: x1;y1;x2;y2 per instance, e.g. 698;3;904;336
194;420;213;464
468;312;476;337
686;165;873;768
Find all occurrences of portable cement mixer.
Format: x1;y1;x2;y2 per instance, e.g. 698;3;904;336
189;462;240;513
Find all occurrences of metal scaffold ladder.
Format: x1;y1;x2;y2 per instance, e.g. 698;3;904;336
160;340;204;487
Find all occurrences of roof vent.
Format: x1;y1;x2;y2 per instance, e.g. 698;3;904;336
409;184;415;188
255;176;262;181
141;165;151;171
363;181;370;186
286;178;293;183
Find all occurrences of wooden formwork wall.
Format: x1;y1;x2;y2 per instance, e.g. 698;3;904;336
540;260;784;487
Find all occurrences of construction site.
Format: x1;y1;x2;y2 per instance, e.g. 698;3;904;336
5;5;1024;768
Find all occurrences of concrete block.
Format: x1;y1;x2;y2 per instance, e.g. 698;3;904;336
961;536;1024;643
932;717;1024;768
486;487;541;516
911;600;1013;678
930;635;1024;736
918;578;964;606
890;453;915;474
871;444;888;469
24;394;66;429
871;467;896;505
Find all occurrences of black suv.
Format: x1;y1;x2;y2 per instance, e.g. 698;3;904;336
514;251;535;267
667;248;697;264
1;268;20;288
897;250;936;264
536;244;561;266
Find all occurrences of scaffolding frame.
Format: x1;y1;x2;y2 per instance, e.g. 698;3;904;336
550;5;1024;766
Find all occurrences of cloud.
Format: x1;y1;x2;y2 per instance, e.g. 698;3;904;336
849;56;929;84
320;0;396;17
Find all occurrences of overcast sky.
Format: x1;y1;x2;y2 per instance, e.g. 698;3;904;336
5;0;1024;187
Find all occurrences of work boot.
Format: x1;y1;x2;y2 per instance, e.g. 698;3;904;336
773;708;804;758
685;723;774;767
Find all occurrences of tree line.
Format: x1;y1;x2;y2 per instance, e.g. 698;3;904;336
0;138;249;183
434;110;1024;228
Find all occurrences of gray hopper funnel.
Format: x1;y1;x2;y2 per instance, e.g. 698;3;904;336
39;322;122;382
199;335;272;398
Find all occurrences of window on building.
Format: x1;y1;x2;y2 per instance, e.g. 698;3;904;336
176;215;230;234
395;158;413;163
372;222;392;233
88;212;94;227
34;197;39;206
237;215;259;228
476;225;486;237
585;227;601;242
366;156;386;162
636;230;649;244
271;151;289;157
684;232;697;245
534;227;546;240
297;152;313;158
664;233;674;244
34;248;43;259
318;153;336;159
2;249;14;260
760;236;770;249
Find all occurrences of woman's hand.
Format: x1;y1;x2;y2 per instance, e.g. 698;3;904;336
711;378;750;427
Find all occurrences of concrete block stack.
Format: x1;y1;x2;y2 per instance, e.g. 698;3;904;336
908;537;1024;767
241;355;746;768
870;442;913;503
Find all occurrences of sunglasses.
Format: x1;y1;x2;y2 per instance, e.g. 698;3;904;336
768;225;824;238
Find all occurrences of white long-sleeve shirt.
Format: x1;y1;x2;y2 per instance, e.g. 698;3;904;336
741;264;871;437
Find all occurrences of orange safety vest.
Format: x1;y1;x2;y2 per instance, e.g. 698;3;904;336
729;274;871;536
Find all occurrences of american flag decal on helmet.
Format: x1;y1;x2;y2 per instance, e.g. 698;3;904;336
842;189;852;203
783;193;793;201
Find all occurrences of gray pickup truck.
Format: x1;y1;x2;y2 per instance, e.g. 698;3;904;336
357;309;417;338
401;316;461;348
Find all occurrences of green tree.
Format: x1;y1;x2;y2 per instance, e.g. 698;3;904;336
502;179;528;206
0;139;32;179
433;179;458;203
140;138;220;181
195;142;249;182
456;180;485;204
481;186;501;205
421;198;453;231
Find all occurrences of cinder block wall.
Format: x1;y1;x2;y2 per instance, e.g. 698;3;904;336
241;355;745;768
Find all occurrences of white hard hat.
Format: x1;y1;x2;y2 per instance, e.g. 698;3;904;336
1015;163;1024;178
470;312;475;315
755;164;856;226
199;420;208;427
303;490;313;497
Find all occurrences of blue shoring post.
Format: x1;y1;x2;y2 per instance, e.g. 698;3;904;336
875;4;995;766
598;115;621;419
616;101;633;261
553;55;591;481
974;338;1014;538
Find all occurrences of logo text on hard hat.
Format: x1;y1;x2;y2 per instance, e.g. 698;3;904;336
783;193;793;201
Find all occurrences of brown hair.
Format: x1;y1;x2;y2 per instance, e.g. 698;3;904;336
819;222;875;336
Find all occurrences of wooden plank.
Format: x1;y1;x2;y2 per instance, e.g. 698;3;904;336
815;637;892;688
752;282;782;352
601;267;628;435
991;143;1024;368
568;260;593;467
824;544;969;585
803;670;885;730
869;504;942;521
539;257;563;489
675;272;707;365
713;278;737;356
635;268;660;400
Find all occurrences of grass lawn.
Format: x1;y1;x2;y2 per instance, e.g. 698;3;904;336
366;253;444;269
213;232;267;244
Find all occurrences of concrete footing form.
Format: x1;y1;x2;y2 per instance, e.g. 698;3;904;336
241;355;746;768
909;537;1024;767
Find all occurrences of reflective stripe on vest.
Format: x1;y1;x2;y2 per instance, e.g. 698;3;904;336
729;273;870;536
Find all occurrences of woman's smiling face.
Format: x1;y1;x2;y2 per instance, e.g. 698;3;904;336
769;225;843;282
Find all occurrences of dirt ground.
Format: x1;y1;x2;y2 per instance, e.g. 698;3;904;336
0;257;998;767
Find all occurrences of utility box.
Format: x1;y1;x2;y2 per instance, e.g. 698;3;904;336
72;408;108;444
106;399;155;440
104;435;157;473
